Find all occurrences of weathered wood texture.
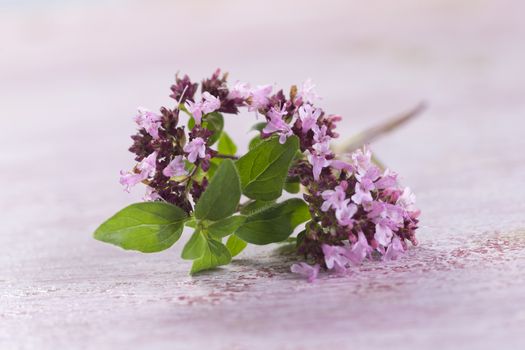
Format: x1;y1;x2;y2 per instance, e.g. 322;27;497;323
1;1;524;349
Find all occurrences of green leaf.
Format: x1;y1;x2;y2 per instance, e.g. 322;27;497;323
207;215;246;239
207;158;221;178
190;238;232;274
226;234;247;257
188;112;224;145
194;159;241;221
204;112;224;145
94;202;187;253
217;132;237;156
296;229;306;248
235;198;310;245
284;180;300;194
250;122;267;132
181;229;206;260
236;136;299;201
240;200;276;215
248;135;263;150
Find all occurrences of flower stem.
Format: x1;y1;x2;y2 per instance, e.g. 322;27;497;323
335;102;426;153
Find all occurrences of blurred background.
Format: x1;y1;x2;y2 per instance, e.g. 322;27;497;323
1;1;524;349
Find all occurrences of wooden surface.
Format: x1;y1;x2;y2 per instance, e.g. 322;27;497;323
1;1;524;349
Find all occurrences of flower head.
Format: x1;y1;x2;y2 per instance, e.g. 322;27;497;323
185;100;203;125
322;244;349;273
352;146;373;174
135;108;161;139
228;81;251;100
308;152;331;181
184;137;207;163
312;124;331;145
170;74;198;104
248;84;273;112
143;186;161;201
351;179;374;205
335;201;357;227
397;187;417;212
321;181;348;212
262;105;293;144
298;104;322;133
163;155;188;178
297;78;320;104
201;92;221;114
346;231;372;265
119;151;157;192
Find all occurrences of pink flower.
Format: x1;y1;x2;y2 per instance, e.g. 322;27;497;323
185;92;221;125
298;104;321;133
397;187;417;212
351;179;374;205
262;105;293;144
375;168;398;189
356;166;380;183
143;186;161;201
134;108;161;139
228;81;251;99
119;171;144;192
119;151;157;192
185;100;203;125
346;231;372;265
308;152;331;181
335;201;357;227
201;92;221;114
162;155;187;178
321;181;348;212
297;78;320;104
374;222;393;247
308;125;333;181
322;244;349;273
331;160;355;173
290;262;320;282
351;146;372;174
384;236;405;261
183;137;206;163
248;84;273;111
366;202;404;244
312;124;331;145
312;139;332;157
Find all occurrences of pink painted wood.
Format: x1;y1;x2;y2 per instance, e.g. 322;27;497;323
1;1;524;349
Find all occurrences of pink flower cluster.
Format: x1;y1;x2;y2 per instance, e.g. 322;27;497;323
120;70;343;214
121;69;252;211
291;146;420;282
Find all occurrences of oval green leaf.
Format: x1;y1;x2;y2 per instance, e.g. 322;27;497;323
181;229;206;260
194;159;241;221
235;198;310;245
248;135;263;150
239;200;276;215
226;234;248;257
236;136;299;201
218;131;237;156
207;215;246;239
93;202;187;253
190;238;232;275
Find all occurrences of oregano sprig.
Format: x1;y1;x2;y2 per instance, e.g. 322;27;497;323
94;69;421;280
